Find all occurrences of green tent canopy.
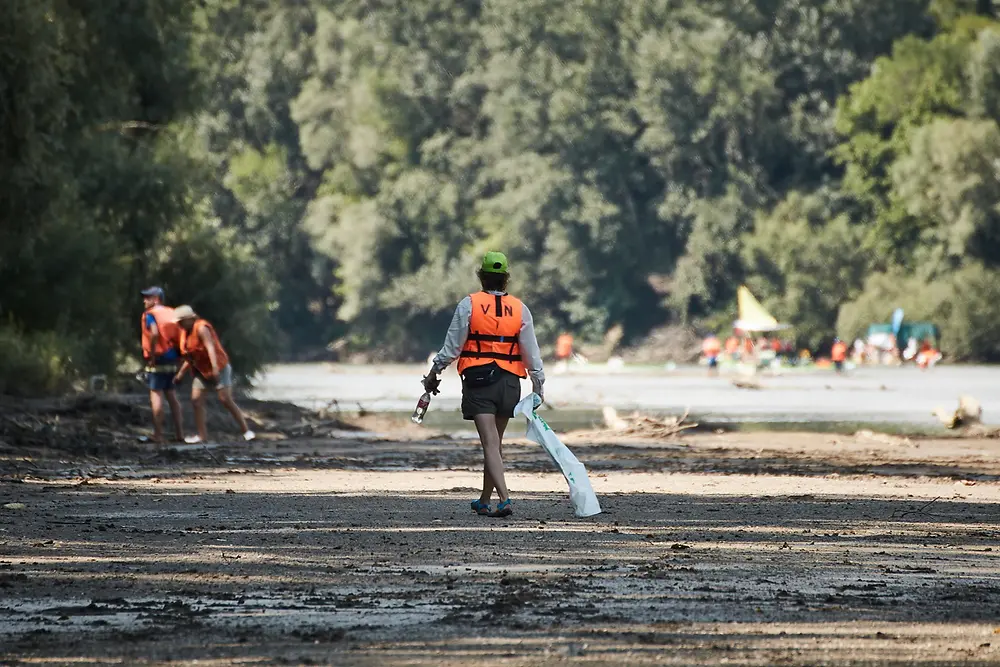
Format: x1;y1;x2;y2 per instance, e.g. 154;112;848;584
866;322;940;344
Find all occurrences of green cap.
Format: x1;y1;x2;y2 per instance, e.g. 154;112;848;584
480;251;509;274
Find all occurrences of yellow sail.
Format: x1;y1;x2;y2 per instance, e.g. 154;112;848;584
735;286;786;332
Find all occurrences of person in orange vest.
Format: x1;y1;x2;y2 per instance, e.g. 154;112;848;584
171;306;255;444
702;334;722;375
831;338;848;373
917;338;942;370
423;252;544;518
555;333;574;361
140;287;184;444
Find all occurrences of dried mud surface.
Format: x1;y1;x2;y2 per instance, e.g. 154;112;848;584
3;416;1000;665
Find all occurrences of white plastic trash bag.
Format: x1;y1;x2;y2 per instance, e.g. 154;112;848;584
513;394;602;518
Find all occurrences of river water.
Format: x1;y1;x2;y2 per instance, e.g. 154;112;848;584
250;363;1000;428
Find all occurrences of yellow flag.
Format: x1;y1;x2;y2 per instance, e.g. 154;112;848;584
737;286;778;329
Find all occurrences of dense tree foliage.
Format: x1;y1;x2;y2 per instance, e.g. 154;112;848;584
4;0;1000;395
0;0;270;394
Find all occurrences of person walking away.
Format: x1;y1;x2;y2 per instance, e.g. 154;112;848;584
140;287;184;444
423;252;544;518
172;306;255;444
831;338;848;373
702;334;722;375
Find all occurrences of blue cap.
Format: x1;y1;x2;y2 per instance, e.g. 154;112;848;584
140;286;165;300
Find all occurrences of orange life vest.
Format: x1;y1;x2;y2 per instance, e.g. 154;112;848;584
141;304;180;361
702;337;721;356
724;337;739;354
831;342;847;362
457;292;527;378
556;333;574;359
180;319;230;377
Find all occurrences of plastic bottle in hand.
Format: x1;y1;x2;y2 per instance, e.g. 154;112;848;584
411;392;431;424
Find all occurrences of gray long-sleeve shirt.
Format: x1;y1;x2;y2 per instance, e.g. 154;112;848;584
431;292;545;395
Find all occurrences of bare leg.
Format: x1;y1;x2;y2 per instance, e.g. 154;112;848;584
165;389;184;442
480;416;510;503
217;386;249;434
149;390;166;443
191;385;209;441
474;414;509;503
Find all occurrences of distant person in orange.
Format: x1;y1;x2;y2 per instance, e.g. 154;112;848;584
172;306;255;444
917;339;942;370
140;287;184;444
724;335;739;361
555;333;574;361
702;334;722;375
831;338;848;373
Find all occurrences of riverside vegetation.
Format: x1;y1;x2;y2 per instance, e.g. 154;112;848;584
4;0;1000;394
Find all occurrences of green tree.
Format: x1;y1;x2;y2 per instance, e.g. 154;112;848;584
1;0;273;393
743;190;868;348
891;117;1000;273
190;0;340;355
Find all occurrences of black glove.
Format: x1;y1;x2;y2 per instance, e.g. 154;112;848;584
422;373;441;395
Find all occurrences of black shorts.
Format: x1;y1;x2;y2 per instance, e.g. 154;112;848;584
461;369;522;420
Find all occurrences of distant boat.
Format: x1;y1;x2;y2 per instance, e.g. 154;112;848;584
734;285;791;333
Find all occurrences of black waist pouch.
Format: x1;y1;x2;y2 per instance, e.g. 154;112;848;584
462;362;502;388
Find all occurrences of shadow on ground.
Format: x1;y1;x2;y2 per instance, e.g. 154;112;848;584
2;480;1000;665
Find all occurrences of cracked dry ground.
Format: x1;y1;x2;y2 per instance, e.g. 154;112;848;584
3;430;1000;665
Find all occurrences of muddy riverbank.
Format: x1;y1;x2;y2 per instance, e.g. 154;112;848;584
3;415;1000;665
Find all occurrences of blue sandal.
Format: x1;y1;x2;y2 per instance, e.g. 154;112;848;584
489;499;513;518
471;500;491;516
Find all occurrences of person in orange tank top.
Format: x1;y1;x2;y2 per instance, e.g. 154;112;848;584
423;252;544;518
702;334;722;375
555;333;574;361
831;338;848;373
172;306;255;445
139;287;185;444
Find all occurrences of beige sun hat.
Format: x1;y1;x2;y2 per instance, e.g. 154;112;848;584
172;305;197;322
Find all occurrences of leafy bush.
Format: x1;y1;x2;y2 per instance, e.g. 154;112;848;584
0;327;76;397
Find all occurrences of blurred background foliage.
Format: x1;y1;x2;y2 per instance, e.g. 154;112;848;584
3;0;1000;394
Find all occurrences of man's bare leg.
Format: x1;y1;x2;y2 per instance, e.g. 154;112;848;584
165;389;184;442
475;414;509;503
191;386;209;441
149;390;166;443
217;386;249;433
479;416;509;504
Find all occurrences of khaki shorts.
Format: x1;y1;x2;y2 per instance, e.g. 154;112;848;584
192;364;233;390
461;370;521;420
